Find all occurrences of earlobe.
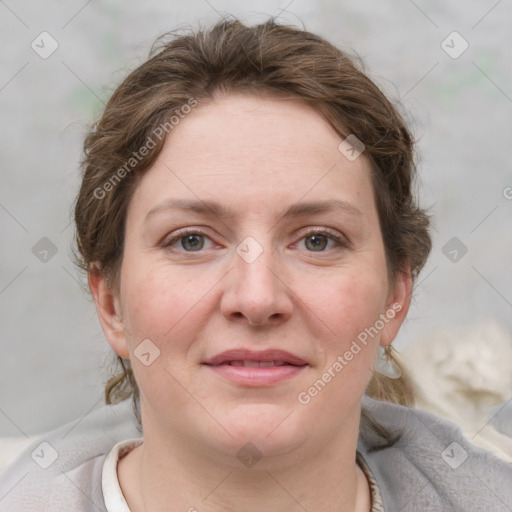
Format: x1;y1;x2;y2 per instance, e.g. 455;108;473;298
88;267;130;359
380;265;413;346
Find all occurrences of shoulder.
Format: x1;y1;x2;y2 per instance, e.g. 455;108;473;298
0;400;141;512
359;396;512;512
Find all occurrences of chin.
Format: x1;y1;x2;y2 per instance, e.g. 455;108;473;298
208;402;310;457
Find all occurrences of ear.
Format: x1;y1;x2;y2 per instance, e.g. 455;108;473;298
379;263;413;346
88;266;130;359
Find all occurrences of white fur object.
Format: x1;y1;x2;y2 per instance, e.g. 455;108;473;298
402;319;512;462
0;436;40;471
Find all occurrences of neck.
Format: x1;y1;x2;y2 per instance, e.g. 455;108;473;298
118;414;370;512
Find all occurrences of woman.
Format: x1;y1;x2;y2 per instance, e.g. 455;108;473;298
0;17;510;512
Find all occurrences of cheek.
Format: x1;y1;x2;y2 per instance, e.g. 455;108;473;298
296;271;386;414
302;266;388;343
118;264;216;411
122;272;179;340
299;266;387;392
119;262;219;353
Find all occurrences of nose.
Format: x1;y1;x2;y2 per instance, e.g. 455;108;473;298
220;242;293;327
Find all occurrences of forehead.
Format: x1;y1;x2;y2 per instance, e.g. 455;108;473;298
166;92;350;171
128;93;377;222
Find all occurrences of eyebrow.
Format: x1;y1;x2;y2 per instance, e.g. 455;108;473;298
144;198;362;223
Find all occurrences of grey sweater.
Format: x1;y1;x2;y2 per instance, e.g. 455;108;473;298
0;396;510;511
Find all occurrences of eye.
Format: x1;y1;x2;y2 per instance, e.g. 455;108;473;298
163;229;215;252
296;229;348;252
304;234;330;251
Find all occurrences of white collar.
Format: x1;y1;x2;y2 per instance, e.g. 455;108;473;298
102;438;143;512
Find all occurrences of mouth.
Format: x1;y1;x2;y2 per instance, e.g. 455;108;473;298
218;360;300;367
202;349;308;386
203;348;308;366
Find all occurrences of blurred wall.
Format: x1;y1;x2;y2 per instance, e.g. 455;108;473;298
1;0;511;436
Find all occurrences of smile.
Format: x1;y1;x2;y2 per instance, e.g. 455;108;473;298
203;349;308;386
223;360;296;367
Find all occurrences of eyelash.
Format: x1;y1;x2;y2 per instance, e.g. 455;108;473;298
162;227;350;253
294;227;349;252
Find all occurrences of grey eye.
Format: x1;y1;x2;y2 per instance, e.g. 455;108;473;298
181;234;205;251
305;234;328;251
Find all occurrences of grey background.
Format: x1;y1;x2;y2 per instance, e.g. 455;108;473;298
1;0;511;436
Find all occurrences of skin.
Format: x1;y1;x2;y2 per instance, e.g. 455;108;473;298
90;92;412;512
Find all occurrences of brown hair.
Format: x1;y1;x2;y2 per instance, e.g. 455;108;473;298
74;17;431;435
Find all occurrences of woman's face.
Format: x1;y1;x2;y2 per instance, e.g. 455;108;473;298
94;93;410;461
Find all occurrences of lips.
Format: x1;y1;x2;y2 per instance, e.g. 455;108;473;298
203;349;308;367
222;360;291;367
202;349;308;386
